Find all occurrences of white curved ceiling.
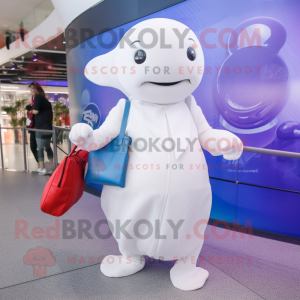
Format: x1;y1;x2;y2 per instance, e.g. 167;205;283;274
51;0;103;30
0;0;49;35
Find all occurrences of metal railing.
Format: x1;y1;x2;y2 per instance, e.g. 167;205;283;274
0;125;71;171
0;125;300;172
243;146;300;159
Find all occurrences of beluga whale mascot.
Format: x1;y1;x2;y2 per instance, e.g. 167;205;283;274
69;18;243;291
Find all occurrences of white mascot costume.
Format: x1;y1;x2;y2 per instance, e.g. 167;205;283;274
69;18;243;291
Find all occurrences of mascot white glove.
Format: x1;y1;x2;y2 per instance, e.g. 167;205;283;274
217;130;243;160
200;129;243;161
69;123;95;151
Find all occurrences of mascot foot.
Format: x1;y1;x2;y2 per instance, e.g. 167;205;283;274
100;255;145;278
170;259;209;291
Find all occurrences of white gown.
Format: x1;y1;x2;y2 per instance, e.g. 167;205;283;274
90;95;216;261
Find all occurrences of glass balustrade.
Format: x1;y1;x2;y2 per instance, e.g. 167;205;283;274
0;0;54;50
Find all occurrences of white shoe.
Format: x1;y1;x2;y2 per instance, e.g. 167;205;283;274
100;255;145;278
37;168;43;173
170;260;209;291
38;168;47;175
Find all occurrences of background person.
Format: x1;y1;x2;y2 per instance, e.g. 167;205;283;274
25;95;38;164
29;82;54;175
19;21;24;42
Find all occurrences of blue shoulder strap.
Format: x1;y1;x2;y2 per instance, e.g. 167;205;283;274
116;100;131;146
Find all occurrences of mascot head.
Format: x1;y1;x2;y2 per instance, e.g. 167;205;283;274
85;18;204;104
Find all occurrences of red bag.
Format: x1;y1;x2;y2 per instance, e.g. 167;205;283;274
40;146;89;216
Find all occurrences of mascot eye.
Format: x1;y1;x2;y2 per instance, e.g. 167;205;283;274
187;47;196;61
134;50;146;64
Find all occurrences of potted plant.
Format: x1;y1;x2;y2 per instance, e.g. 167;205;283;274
1;99;28;143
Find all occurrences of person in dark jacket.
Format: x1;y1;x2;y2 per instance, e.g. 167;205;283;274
29;82;54;175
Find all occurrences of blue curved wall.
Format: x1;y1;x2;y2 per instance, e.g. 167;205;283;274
67;0;300;238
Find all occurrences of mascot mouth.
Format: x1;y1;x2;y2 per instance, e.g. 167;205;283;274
150;80;182;86
145;79;190;86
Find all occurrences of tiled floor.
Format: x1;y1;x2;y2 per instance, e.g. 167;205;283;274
0;170;299;300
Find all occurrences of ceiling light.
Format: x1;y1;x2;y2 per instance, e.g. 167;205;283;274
45;91;69;94
1;89;30;92
1;86;19;89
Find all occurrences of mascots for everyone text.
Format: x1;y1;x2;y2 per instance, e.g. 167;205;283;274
69;18;243;291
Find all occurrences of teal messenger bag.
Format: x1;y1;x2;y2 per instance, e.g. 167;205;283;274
85;100;131;188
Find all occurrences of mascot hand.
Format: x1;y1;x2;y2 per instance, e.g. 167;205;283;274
69;123;94;150
219;132;243;161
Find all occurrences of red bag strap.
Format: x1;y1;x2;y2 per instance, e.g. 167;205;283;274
69;145;78;156
69;145;87;161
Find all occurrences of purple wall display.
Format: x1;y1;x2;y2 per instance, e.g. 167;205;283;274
66;0;300;238
47;93;69;106
215;17;289;130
